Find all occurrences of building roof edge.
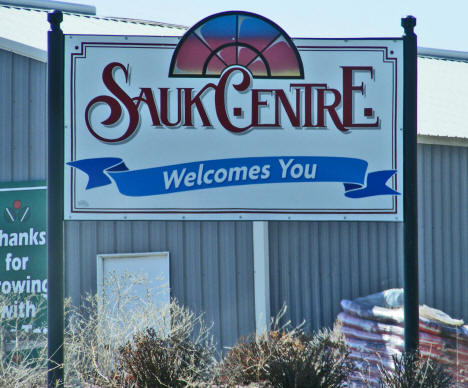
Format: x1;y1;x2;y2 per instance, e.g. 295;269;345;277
418;47;468;62
0;36;46;62
418;134;468;147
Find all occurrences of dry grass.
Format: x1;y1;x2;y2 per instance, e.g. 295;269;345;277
377;353;453;388
64;271;214;387
0;294;48;388
1;275;377;388
0;272;215;388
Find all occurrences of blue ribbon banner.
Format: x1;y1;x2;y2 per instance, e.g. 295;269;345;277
68;156;399;199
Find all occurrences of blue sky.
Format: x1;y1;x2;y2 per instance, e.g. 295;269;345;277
73;0;467;51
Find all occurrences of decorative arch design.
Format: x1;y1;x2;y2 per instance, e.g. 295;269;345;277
169;11;304;79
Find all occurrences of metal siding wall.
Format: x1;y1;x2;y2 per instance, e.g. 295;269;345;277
269;221;404;331
418;144;468;320
0;51;47;182
0;50;12;179
2;48;466;347
269;143;468;331
0;48;258;352
64;220;256;351
29;59;47;180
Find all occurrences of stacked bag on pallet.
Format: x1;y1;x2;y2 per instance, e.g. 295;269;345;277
337;289;468;387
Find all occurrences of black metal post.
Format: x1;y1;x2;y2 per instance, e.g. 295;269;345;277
402;15;419;354
47;10;65;388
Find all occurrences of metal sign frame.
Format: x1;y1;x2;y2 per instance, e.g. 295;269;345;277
46;11;419;387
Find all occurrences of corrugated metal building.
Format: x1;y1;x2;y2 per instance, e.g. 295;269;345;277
0;4;466;351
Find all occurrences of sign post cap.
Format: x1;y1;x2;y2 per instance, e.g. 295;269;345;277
401;16;416;34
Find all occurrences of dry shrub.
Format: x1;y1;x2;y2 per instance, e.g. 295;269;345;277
0;294;48;388
119;315;214;387
377;353;453;388
64;271;215;387
216;309;355;387
216;334;268;385
0;342;47;388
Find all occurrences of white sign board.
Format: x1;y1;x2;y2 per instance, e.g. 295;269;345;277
65;12;403;221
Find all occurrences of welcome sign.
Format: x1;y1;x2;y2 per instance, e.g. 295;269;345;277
64;11;403;220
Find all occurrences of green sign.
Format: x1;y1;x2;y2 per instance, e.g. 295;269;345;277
0;182;47;342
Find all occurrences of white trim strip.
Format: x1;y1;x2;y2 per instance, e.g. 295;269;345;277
0;186;47;192
253;221;270;336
